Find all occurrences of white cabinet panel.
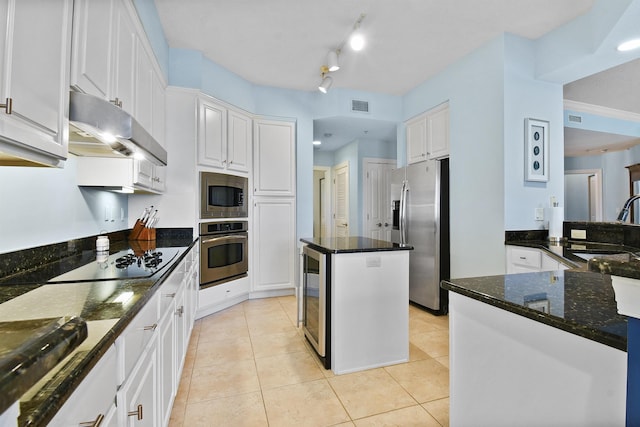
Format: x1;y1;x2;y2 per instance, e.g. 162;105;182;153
70;0;114;99
112;0;136;116
0;0;72;166
427;103;449;160
48;345;117;427
405;102;450;164
117;346;157;427
197;97;251;173
197;98;226;168
253;119;296;196
406;115;427;165
253;198;296;292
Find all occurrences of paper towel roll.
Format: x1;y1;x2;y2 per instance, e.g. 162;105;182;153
547;206;564;241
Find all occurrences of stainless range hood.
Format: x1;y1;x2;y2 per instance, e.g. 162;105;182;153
68;91;167;166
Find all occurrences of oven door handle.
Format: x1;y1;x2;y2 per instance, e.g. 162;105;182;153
201;235;247;245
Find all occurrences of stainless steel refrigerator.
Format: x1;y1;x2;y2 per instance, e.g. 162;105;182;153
390;159;449;313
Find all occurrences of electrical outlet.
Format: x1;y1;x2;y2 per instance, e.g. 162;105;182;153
570;229;587;239
535;208;544;221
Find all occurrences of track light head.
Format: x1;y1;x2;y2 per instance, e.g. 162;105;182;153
318;75;333;94
327;50;340;72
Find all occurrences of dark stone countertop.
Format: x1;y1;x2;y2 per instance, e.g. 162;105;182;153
442;270;628;351
300;236;413;254
0;229;196;426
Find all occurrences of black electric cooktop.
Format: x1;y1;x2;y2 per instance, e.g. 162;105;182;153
48;248;182;283
0;247;184;286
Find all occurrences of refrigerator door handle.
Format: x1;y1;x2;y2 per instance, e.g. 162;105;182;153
400;180;408;245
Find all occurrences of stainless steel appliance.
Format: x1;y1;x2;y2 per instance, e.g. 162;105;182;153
200;172;248;219
391;159;449;313
302;245;330;368
199;221;248;287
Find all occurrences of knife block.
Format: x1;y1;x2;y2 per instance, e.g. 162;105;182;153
135;227;156;241
129;220;155;241
130;239;156;256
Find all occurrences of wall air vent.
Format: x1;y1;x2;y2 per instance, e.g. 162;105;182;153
351;99;369;113
568;114;582;123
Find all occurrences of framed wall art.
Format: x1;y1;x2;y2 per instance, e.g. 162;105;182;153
524;118;549;182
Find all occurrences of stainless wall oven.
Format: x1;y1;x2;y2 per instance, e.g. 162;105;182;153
302;245;330;368
199;221;248;287
200;171;248;219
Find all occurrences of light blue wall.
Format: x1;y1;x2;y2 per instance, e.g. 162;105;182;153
0;156;128;253
404;36;506;278
503;34;565;230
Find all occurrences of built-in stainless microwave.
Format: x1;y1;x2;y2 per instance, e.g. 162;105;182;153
200;171;248;219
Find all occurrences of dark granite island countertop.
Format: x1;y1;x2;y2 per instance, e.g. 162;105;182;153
300;236;412;254
442;270;627;351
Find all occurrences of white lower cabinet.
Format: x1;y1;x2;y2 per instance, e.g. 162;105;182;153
48;344;117;427
252;198;296;295
505;245;569;274
117;346;157;427
49;246;197;427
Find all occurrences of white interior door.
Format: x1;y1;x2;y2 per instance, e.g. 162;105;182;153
333;162;349;237
363;158;395;241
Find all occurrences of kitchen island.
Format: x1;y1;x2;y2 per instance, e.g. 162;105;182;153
442;269;628;426
300;237;412;375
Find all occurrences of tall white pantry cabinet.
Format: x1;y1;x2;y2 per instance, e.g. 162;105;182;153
251;118;297;297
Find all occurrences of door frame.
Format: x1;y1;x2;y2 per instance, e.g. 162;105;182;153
362;158;396;240
565;169;603;222
313;166;331;238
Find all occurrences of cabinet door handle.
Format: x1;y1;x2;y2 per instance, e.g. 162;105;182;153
176;305;184;317
143;323;157;331
0;97;12;114
127;404;143;420
79;413;104;427
110;97;123;108
377;223;382;227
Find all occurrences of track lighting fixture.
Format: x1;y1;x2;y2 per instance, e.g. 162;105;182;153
316;13;366;93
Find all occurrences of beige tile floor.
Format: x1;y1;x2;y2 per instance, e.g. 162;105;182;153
169;295;449;426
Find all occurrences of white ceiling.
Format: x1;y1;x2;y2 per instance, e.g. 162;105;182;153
154;0;639;155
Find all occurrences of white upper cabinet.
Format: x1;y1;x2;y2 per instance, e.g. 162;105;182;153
253;118;296;196
227;109;252;173
0;0;72;167
70;0;114;99
71;0;166;147
197;96;251;173
427;102;450;160
406;101;450;164
406;115;428;164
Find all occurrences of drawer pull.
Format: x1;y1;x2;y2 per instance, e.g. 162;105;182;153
163;293;176;298
0;97;12;114
519;256;527;260
143;323;157;331
128;404;143;420
79;414;104;427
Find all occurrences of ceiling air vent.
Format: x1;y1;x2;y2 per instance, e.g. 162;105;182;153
568;114;582;123
351;99;369;113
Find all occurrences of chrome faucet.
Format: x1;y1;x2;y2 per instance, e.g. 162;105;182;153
617;194;640;222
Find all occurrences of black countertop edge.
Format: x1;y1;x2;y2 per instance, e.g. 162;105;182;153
441;279;627;352
16;238;198;427
0;318;88;416
300;237;413;254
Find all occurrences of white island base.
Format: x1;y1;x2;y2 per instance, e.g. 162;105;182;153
330;250;409;375
449;292;627;426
